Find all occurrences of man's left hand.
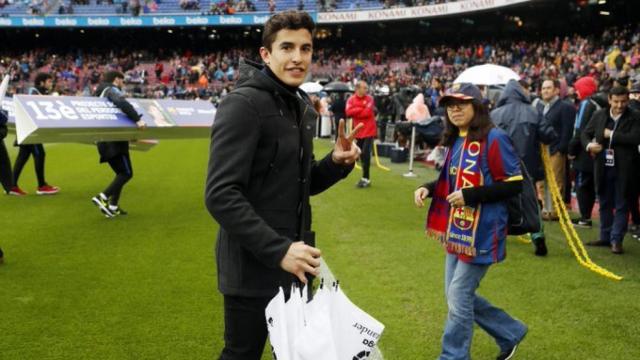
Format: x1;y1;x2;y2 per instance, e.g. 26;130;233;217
604;128;612;139
332;118;363;165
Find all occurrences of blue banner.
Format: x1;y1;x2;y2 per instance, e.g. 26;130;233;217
12;95;216;144
0;13;316;27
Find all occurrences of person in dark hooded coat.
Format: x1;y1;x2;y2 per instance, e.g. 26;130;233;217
490;79;557;256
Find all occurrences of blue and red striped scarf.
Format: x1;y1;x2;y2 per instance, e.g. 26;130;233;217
426;138;484;257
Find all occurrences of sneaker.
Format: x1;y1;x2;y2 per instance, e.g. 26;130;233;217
8;186;27;196
0;247;4;264
571;218;592;229
92;195;114;218
356;178;371;188
109;206;128;216
36;184;60;195
496;344;519;360
532;237;548;256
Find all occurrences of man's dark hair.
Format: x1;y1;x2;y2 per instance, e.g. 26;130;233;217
103;71;125;84
543;78;561;89
609;86;629;97
34;73;53;88
262;10;315;51
440;100;494;147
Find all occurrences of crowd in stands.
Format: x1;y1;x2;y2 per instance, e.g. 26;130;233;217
1;0;461;16
2;24;638;109
2;23;640;249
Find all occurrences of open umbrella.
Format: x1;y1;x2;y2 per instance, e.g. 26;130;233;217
300;82;324;94
266;281;384;360
265;287;293;360
323;81;353;93
454;64;519;86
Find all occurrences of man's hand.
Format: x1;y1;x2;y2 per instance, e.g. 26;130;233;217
332;118;363;165
280;241;321;284
604;128;612;139
136;120;147;130
587;142;603;155
446;190;465;208
414;187;429;207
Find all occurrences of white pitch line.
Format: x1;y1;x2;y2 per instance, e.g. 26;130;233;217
319;258;385;360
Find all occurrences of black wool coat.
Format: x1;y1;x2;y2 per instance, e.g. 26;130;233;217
581;107;640;197
205;60;353;297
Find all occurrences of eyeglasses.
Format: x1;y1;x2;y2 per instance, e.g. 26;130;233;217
445;102;472;110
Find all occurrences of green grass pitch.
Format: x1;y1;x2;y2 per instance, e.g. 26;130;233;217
1;136;639;359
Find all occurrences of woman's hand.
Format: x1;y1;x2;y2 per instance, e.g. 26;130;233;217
446;190;465;208
414;187;429;207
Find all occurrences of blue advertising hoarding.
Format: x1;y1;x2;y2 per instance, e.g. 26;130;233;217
13;95;215;144
0;13;316;27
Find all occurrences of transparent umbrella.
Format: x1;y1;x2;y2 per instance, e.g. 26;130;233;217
454;64;520;86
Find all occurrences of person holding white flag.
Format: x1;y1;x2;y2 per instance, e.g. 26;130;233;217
205;10;362;360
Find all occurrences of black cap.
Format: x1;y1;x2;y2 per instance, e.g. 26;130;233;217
630;82;640;94
439;83;483;106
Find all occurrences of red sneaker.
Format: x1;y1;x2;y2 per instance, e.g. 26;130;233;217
36;185;60;195
8;186;27;196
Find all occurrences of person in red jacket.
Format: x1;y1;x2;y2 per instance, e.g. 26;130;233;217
346;80;377;188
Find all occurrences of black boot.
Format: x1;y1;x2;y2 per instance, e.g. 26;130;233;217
532;237;548;256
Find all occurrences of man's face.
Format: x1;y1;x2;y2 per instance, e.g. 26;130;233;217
44;78;53;91
356;82;368;97
609;94;629;116
630;93;640;101
260;28;312;87
114;77;124;89
540;80;557;102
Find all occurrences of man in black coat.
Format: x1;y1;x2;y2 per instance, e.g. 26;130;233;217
0;108;13;195
628;82;640;234
205;11;362;360
630;82;640;112
535;79;576;220
582;86;640;254
1;109;10;263
568;77;608;228
91;71;146;218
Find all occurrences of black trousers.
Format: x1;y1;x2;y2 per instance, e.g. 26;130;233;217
13;143;46;187
103;154;133;205
629;189;640;225
219;295;271;360
356;137;373;180
575;170;595;220
0;139;13;192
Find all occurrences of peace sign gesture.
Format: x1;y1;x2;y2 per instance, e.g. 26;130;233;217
331;118;363;165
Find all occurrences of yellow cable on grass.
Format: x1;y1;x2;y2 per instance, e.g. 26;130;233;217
540;145;622;281
347;118;390;171
372;140;391;171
